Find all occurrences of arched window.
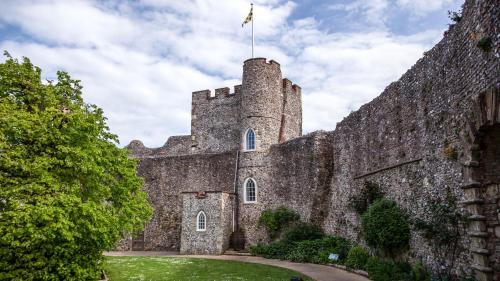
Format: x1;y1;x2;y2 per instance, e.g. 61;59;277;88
196;211;206;231
244;128;256;151
244;178;257;203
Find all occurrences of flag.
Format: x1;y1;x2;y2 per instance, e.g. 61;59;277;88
242;4;253;27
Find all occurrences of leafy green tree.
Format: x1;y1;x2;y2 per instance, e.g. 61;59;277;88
0;52;152;280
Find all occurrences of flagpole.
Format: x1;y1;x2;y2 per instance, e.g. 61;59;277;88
251;3;254;58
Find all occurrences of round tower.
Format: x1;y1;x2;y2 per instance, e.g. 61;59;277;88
240;58;283;151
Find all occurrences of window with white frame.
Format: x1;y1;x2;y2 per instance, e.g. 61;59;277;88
244;178;257;203
244;128;256;151
196;211;206;231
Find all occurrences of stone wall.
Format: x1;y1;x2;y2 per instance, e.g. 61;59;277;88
121;0;498;277
320;0;499;277
281;79;302;142
191;88;242;153
128;151;237;250
180;192;234;255
236;131;333;246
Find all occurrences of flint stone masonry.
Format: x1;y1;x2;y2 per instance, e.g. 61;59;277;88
123;0;499;278
180;192;234;255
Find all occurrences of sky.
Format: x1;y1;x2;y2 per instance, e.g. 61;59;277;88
0;0;464;147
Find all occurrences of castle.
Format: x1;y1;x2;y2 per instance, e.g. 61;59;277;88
122;0;499;279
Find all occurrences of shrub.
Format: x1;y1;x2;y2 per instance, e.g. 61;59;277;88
477;36;492;52
249;240;293;260
349;181;384;214
286;240;324;263
283;222;324;243
447;10;462;23
286;235;350;264
362;198;410;258
411;262;431;281
320;236;351;262
251;235;350;265
365;256;413;281
345;246;370;270
258;207;300;239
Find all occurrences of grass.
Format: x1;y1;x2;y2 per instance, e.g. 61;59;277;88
104;256;314;281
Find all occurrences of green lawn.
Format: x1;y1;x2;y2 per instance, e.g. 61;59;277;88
104;256;314;281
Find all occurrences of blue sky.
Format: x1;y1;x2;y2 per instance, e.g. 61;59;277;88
0;0;463;147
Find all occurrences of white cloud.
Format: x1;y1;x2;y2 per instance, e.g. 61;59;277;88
328;0;390;29
0;0;453;147
397;0;455;16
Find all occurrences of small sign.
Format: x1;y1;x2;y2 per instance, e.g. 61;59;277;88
328;253;339;261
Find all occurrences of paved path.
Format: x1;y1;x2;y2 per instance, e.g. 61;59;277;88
104;251;370;281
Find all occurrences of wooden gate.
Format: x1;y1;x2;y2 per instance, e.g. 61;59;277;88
131;231;145;251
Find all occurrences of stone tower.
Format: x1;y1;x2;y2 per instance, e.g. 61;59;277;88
241;58;284;151
240;58;302;151
235;58;303;248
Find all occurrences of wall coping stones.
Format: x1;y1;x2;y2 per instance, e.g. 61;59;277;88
468;231;489;238
354;158;422;179
472;265;494;273
460;199;485;205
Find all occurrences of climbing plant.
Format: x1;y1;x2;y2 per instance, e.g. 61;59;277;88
414;189;467;278
257;207;300;239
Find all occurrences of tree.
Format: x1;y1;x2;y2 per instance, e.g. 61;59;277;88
0;52;152;280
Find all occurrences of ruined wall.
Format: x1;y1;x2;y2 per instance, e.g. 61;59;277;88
126;136;191;158
281;79;302;142
131;151;237;250
320;0;499;277
180;192;234;255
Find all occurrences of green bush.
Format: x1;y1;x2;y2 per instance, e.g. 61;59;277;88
258;207;300;239
411;262;431;281
362;198;410;258
349;181;384;214
286;235;350;264
283;222;324;243
365;256;413;281
285;240;323;263
345;246;370;270
251;235;350;264
320;236;351;262
249;241;293;259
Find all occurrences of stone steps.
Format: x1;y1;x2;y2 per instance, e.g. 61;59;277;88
224;249;252;256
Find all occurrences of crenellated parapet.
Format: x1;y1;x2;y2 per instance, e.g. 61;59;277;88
282;78;301;96
189;58;303;153
191;85;242;102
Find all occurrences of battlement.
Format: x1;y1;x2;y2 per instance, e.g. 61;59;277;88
282;78;301;95
192;85;242;101
243;57;281;68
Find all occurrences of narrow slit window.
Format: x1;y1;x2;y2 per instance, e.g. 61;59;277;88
245;128;256;151
196;211;206;231
244;178;257;203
